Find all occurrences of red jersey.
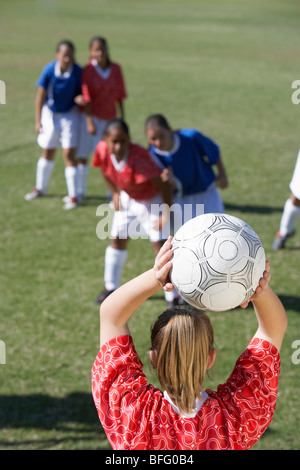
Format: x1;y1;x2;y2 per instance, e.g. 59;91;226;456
92;141;162;201
92;335;280;450
82;61;127;120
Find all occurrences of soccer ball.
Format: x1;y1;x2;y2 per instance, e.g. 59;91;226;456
170;213;266;312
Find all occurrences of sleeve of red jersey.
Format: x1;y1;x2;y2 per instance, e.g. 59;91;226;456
81;66;92;104
91;141;106;168
115;64;128;101
132;145;162;185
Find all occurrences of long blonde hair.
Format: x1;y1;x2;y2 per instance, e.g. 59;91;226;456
151;306;214;415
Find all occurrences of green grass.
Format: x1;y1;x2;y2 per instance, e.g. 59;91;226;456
1;0;300;450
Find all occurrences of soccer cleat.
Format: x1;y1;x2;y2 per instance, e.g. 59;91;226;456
62;194;85;203
24;187;44;201
63;196;78;210
94;289;115;304
271;230;295;250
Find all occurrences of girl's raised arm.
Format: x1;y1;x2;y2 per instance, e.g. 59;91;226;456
99;237;174;347
241;262;287;352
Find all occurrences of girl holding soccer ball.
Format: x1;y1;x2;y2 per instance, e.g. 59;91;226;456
92;237;287;450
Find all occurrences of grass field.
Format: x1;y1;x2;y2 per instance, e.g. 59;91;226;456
1;0;300;451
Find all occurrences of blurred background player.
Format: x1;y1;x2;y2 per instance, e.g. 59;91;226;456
272;149;300;249
24;40;82;210
145;114;228;221
145;113;228;306
74;36;127;201
92;118;172;305
92;237;287;450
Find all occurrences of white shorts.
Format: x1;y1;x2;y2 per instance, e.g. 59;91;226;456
110;191;170;242
37;105;80;149
76;113;107;158
290;149;300;200
171;182;224;233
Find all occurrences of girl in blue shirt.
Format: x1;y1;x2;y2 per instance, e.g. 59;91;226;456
145;114;229;306
25;40;82;210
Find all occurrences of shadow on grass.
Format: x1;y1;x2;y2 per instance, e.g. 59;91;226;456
0;391;107;449
278;295;300;313
150;294;300;314
224;202;283;214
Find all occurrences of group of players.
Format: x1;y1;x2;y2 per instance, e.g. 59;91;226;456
23;36;290;451
24;37;231;306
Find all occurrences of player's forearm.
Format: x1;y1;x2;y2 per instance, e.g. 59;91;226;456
100;268;161;347
35;87;46;126
117;100;125;120
101;172;119;195
152;177;173;207
252;286;287;352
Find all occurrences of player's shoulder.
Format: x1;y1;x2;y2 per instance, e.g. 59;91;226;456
37;61;56;85
92;140;108;166
110;62;123;73
96;139;108;152
177;128;200;139
41;60;56;75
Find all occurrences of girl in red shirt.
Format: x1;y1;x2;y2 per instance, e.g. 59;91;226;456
92;118;172;305
92;237;287;450
75;36;127;200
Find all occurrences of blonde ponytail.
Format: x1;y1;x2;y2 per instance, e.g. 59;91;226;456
151;306;214;415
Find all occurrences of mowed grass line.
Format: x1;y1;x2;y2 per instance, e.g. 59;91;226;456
0;0;300;450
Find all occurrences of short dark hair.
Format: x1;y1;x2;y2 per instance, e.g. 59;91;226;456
56;39;75;53
145;114;171;130
103;118;130;137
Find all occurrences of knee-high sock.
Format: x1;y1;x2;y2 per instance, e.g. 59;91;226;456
279;198;300;236
77;163;89;197
36;157;55;194
164;289;180;303
104;246;128;291
65;166;78;199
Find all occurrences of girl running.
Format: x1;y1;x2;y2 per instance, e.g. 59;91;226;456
25;40;82;210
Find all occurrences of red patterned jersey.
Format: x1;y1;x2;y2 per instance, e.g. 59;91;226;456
91;335;280;450
92;141;161;201
81;62;127;120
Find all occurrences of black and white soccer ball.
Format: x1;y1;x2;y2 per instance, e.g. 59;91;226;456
170;213;266;312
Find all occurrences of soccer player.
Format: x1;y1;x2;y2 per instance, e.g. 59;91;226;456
92;237;287;450
24;40;82;210
272;149;300;249
145;113;228;305
92;118;172;305
75;36;127;200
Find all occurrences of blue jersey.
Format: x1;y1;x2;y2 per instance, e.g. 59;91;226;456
37;60;82;113
149;129;220;196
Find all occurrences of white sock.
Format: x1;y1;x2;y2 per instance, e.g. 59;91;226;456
36;157;55;194
77;163;89;197
164;289;179;302
279;198;300;236
104;246;128;291
65;166;78;199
